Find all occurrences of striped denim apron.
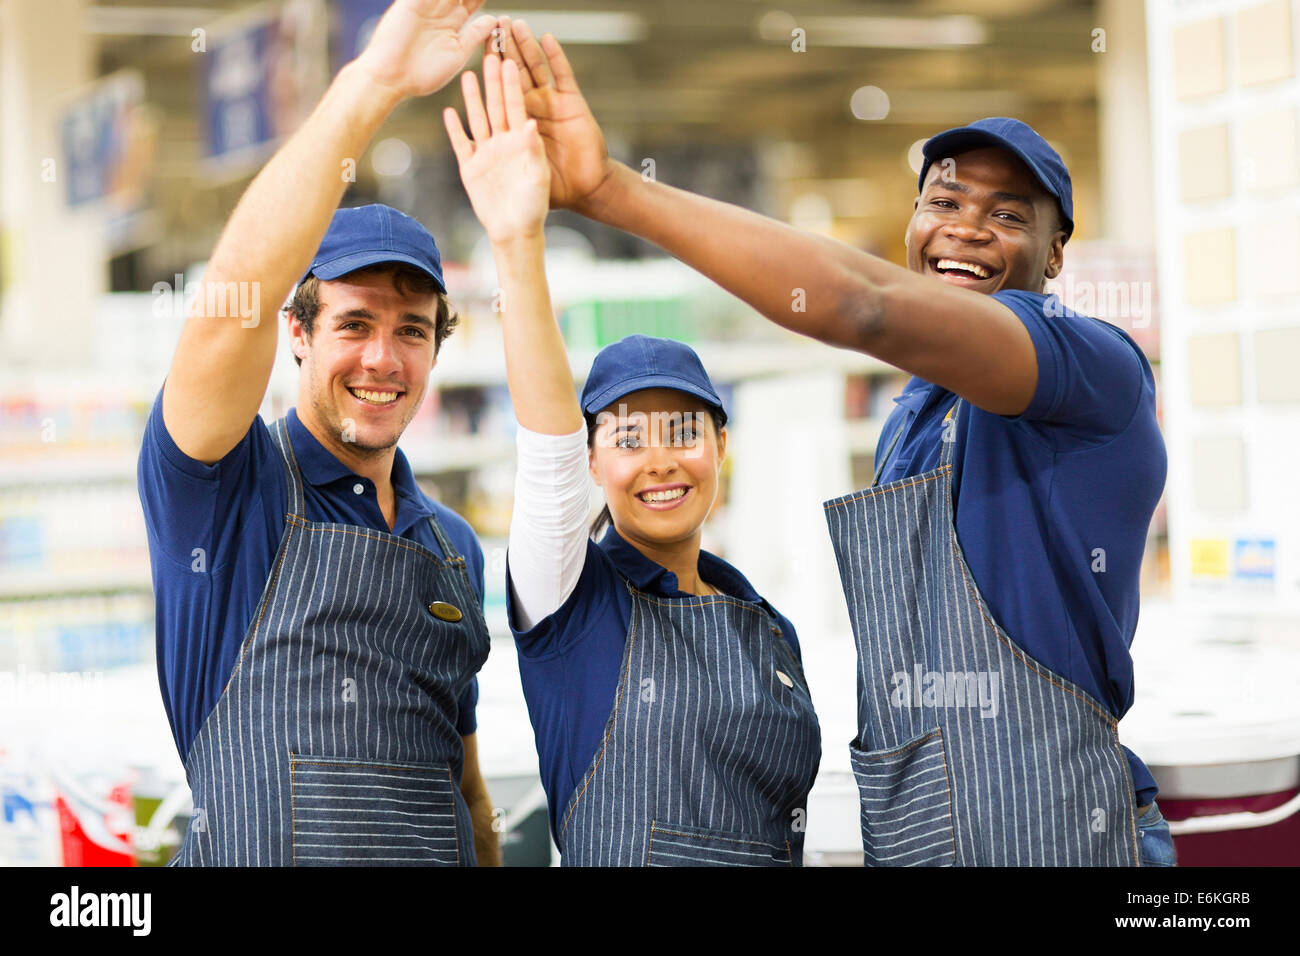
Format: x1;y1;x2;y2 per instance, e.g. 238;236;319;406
172;418;490;866
558;580;822;866
823;400;1139;866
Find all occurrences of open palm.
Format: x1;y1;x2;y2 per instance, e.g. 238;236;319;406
444;57;551;243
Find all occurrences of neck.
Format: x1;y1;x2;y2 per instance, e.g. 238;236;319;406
617;525;711;596
296;404;396;491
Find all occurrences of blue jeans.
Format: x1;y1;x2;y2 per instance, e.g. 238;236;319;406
1137;801;1177;866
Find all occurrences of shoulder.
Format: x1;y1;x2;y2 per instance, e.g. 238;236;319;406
510;537;625;651
425;498;483;559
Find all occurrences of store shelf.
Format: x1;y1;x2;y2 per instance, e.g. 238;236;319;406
0;569;153;601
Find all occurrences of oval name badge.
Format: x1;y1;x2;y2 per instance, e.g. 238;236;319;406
428;601;463;622
776;670;794;688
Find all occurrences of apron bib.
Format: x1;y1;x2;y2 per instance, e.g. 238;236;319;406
172;418;491;866
823;400;1138;866
559;579;822;866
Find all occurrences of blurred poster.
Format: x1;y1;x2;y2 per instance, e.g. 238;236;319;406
336;0;391;71
201;0;328;174
59;70;155;212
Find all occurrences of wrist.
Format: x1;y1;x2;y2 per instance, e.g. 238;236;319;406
573;159;627;222
337;60;405;118
490;230;546;255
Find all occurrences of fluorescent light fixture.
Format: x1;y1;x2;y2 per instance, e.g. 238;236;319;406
86;6;221;36
759;11;986;49
496;10;646;45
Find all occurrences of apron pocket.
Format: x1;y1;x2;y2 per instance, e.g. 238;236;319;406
290;754;462;866
850;729;957;867
647;820;793;867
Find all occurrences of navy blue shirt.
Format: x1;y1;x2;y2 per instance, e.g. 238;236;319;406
874;290;1166;805
506;528;805;844
138;389;484;764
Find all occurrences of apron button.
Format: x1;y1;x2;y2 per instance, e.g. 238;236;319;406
776;670;794;688
428;601;462;622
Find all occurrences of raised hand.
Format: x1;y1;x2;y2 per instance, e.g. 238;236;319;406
443;55;551;244
354;0;496;103
490;17;614;213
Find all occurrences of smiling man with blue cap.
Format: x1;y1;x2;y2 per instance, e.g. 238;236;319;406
137;0;501;866
491;20;1173;866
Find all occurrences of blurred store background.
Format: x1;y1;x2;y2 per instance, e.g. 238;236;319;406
0;0;1296;865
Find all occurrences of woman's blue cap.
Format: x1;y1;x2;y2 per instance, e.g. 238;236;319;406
918;117;1074;239
581;335;727;425
300;204;446;291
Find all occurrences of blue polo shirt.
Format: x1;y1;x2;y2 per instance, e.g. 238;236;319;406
138;388;484;765
873;289;1166;806
506;527;805;844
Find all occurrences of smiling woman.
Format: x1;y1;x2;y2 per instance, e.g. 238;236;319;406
444;52;822;866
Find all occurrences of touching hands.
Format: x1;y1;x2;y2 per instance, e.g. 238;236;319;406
490;17;614;213
353;0;496;103
443;55;551;244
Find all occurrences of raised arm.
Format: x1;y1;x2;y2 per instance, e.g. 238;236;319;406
499;19;1039;416
442;54;582;436
164;0;495;464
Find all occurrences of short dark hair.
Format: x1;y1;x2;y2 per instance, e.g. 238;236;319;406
585;405;727;539
287;262;458;366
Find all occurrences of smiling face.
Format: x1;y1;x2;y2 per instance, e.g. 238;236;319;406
588;388;727;551
906;145;1067;294
288;268;439;458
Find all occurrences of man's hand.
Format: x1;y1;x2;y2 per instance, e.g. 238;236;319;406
355;0;496;103
492;17;613;213
443;55;550;243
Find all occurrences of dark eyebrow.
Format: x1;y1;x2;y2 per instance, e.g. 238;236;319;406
334;308;434;329
927;180;1035;207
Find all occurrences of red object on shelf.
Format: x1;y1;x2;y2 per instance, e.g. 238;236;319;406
55;784;135;867
1160;788;1300;866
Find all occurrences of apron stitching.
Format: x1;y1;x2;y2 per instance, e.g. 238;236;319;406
224;515;300;690
559;611;639;843
824;467;950;510
946;534;1119;728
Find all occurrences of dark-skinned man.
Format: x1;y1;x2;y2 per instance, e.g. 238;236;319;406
492;18;1172;867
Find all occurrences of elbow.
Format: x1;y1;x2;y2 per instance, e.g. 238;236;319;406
832;272;886;353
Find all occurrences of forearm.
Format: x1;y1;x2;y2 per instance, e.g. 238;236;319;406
165;64;402;462
579;162;885;350
491;235;584;435
467;786;502;866
203;63;399;306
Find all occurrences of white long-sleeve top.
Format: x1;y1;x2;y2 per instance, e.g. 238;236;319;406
507;422;593;631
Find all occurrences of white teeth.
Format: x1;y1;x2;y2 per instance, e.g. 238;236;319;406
350;387;399;405
936;258;991;278
640;488;686;503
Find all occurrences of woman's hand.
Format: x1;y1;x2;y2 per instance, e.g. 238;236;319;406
354;0;495;104
444;55;552;244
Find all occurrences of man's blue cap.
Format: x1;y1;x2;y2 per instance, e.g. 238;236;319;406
918;117;1074;239
581;335;727;425
300;204;446;291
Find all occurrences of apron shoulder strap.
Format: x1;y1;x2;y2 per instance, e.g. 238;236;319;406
939;399;962;467
268;417;307;518
424;509;464;563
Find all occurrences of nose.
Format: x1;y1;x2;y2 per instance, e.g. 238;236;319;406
361;329;402;377
644;438;679;478
943;207;993;243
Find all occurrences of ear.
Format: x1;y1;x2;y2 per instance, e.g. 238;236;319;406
1044;232;1065;281
287;312;310;363
588;446;602;487
715;425;727;465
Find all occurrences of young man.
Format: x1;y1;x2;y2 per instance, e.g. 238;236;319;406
493;19;1172;866
138;0;501;866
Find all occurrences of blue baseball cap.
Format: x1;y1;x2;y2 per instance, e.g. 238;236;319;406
300;204;446;291
918;117;1074;239
580;335;727;425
